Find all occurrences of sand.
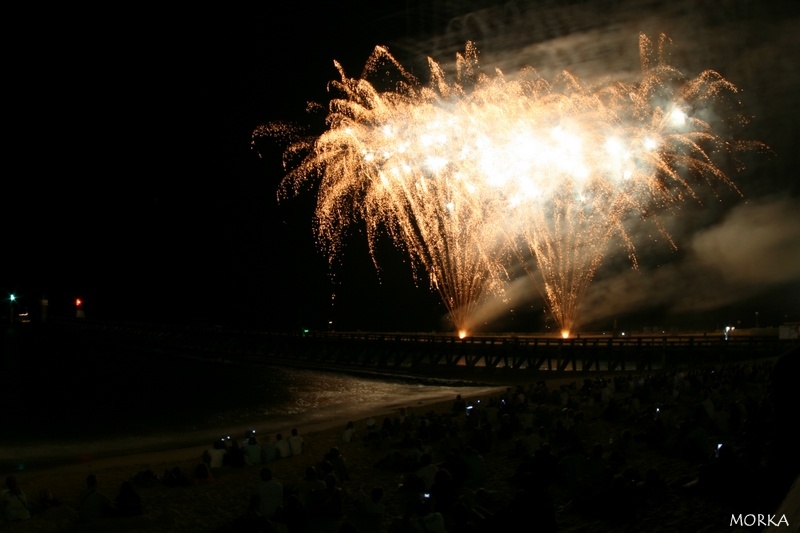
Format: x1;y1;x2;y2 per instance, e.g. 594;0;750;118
2;366;796;533
1;388;506;533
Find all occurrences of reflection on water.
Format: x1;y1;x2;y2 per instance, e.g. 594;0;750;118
1;334;503;469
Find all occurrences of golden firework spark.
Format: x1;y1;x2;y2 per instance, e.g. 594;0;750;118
255;34;766;336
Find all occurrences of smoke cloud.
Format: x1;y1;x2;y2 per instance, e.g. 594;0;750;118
577;195;800;327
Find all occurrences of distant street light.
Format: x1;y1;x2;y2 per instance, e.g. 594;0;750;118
8;294;15;324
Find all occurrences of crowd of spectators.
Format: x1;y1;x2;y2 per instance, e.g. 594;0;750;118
4;352;796;532
221;355;791;532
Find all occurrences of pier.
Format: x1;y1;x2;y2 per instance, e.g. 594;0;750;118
43;319;794;379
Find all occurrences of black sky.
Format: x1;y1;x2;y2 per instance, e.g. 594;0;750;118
5;1;800;333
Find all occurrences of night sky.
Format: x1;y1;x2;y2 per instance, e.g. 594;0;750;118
5;1;800;334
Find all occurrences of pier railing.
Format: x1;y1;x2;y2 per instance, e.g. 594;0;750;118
48;319;794;376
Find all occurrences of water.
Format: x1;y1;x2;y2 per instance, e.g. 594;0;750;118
0;325;504;471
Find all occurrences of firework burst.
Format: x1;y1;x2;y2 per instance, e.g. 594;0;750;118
255;33;766;336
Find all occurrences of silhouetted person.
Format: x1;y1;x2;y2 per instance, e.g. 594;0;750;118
351;485;386;533
430;468;458;514
193;462;214;484
2;475;31;522
452;394;467;415
227;437;246;468
528;442;559;487
115;480;143;517
318;473;344;524
298;465;326;509
766;346;800;505
411;495;446;533
324;446;349;483
251;467;283;520
245;436;263;465
79;474;115;522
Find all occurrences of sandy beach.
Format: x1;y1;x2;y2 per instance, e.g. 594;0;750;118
1;387;507;533
2;360;797;533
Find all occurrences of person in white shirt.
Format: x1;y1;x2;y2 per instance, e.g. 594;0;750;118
205;439;228;469
341;421;356;443
288;428;304;456
275;433;291;459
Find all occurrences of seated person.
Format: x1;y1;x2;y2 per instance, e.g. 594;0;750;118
226;439;247;467
2;476;31;522
261;435;278;463
205;438;228;468
251;467;283;520
352;486;386;533
275;434;291;459
289;428;304;456
245;436;263;465
79;474;115;522
341;421;356;443
115;481;143;516
193;462;215;484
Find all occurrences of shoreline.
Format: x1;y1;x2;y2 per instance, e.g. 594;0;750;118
1;387;513;533
0;367;677;477
2;385;509;477
4;357;795;533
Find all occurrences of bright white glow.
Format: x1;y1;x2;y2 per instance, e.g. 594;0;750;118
669;108;687;127
264;35;763;334
425;156;449;173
